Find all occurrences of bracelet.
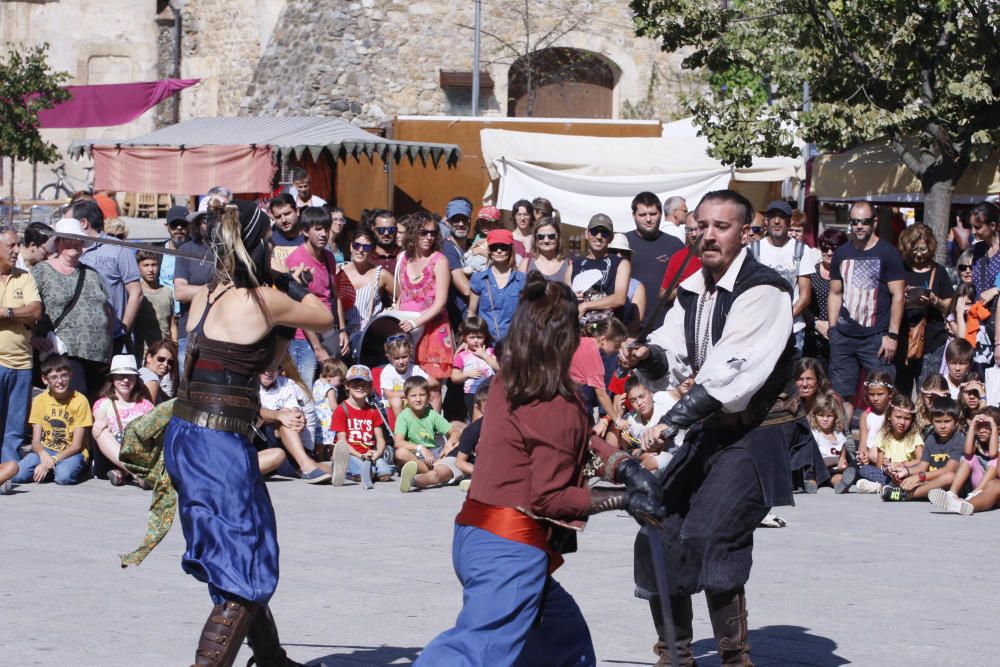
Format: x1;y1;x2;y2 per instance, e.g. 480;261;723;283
919;472;927;482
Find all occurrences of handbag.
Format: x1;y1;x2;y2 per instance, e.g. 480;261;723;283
36;267;87;361
906;268;934;361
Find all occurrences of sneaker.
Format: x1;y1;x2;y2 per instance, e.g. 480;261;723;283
330;442;350;486
0;480;12;495
346;473;361;483
881;485;908;502
360;460;374;490
855;479;882;494
834;467;857;494
966;489;983;501
458;479;472;493
108;469;126;487
803;479;819;494
928;488;973;515
302;467;332;484
758;513;787;528
399;460;418;493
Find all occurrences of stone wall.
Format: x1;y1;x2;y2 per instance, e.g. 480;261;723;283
242;0;701;125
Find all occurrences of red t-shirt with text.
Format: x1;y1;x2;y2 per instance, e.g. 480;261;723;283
330;402;384;454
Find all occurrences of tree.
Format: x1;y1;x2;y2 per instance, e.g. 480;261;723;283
0;44;70;164
631;0;1000;262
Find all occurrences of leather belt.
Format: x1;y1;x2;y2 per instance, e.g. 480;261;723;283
173;401;256;437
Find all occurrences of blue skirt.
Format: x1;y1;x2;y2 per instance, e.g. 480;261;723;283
416;524;595;667
163;417;279;605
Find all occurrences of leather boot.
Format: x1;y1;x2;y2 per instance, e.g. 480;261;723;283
706;588;752;666
650;595;696;666
245;606;305;667
192;600;257;667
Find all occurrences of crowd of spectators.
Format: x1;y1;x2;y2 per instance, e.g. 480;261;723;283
1;174;999;518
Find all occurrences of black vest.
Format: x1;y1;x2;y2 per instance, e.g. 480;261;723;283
677;255;797;425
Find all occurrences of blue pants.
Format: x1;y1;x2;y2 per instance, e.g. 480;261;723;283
0;366;31;463
348;454;394;477
417;524;596;667
859;464;888;485
13;447;86;485
287;338;317;386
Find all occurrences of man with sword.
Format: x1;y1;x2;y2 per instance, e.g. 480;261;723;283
620;189;803;666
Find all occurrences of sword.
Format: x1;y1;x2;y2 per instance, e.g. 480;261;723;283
46;230;215;264
635;510;681;667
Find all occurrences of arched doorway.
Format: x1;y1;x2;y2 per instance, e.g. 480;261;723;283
507;47;617;118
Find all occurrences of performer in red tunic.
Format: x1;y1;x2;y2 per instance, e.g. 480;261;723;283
416;272;662;666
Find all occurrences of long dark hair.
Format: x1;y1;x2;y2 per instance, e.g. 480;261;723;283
502;271;579;408
145;339;179;390
403;210;442;259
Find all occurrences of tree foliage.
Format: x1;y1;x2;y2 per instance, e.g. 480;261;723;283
631;0;1000;258
0;44;70;164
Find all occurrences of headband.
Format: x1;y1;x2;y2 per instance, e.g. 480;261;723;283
864;379;894;389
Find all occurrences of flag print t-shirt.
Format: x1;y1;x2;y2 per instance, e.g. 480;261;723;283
830;239;905;337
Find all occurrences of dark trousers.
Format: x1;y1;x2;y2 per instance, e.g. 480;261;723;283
829;328;895;398
635;444;769;598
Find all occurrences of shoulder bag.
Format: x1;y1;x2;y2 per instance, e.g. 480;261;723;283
36;266;87;361
906;267;935;361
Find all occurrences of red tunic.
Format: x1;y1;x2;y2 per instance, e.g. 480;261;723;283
469;374;616;521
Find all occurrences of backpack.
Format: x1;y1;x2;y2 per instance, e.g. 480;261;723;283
750;239;805;288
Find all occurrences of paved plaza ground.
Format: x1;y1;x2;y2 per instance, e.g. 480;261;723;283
4;476;998;666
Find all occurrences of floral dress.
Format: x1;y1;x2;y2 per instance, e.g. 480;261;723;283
399;251;453;380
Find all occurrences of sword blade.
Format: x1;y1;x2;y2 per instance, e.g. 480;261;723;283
47;231;214;264
646;521;681;667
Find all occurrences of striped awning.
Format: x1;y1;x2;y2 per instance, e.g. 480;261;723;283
70;116;460;165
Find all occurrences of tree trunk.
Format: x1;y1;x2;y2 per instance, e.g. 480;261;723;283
922;177;954;266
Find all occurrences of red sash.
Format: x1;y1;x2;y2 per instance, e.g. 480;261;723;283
456;498;564;573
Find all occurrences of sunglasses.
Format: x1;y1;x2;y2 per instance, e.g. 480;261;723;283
154;355;174;365
351;241;374;252
958;264;972;272
418;228;438;237
849;217;875;227
375;227;398;235
386;333;410;345
167;221;188;229
535;232;558;241
488;244;512;253
820;244;837;252
589;228;613;240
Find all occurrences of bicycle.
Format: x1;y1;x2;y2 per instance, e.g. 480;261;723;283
38;162;94;200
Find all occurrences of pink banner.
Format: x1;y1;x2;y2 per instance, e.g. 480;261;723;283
38;79;199;129
92;145;275;194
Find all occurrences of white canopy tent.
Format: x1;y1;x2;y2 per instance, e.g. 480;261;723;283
481;121;804;231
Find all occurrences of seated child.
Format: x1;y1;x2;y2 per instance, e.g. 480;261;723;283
612;375;685;471
258;365;330;484
12;355;92;486
313;358;347;459
330;364;393;487
915;374;950;436
857;371;894;464
395;376;461;481
379;334;435;416
944;338;973;399
808;391;855;493
928;406;1000;514
400;377;489;492
881;396;964;501
451;317;499;420
93;355;155;488
855;394;924;494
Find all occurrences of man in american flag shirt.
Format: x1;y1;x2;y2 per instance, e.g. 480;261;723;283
828;201;906;426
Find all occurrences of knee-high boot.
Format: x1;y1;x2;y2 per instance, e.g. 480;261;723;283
650;595;696;666
706;588;752;667
192;600;257;667
246;606;305;667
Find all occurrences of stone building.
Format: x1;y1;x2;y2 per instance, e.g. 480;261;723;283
2;0;698;198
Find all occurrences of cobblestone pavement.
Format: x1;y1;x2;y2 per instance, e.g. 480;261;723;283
3;477;997;665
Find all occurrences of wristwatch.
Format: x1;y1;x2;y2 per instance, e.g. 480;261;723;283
5;307;11;320
886;331;899;341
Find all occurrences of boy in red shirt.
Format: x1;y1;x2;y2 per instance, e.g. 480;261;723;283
330;365;392;488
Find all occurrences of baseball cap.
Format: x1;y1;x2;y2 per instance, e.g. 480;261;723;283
588;213;614;232
486;229;514;246
345;364;373;384
446;198;473;220
765;200;793;218
166;206;190;226
476;206;501;223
